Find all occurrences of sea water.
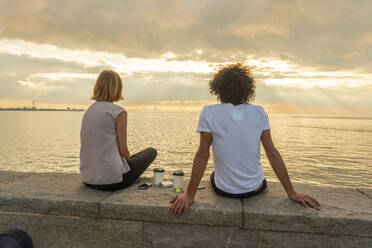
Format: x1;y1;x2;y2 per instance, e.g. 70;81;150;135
0;111;371;188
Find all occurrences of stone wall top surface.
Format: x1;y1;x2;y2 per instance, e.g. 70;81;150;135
0;171;371;236
100;178;242;227
357;188;372;199
0;171;110;217
243;181;372;237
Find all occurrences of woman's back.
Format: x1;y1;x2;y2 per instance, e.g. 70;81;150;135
80;101;129;185
197;103;270;194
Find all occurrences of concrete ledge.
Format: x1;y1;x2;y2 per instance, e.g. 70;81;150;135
243;183;372;237
0;211;141;248
259;231;372;248
142;223;257;248
100;178;242;227
357;188;372;199
0;171;371;247
0;172;110;217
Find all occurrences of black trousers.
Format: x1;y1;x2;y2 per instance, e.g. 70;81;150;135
84;147;157;191
210;172;267;198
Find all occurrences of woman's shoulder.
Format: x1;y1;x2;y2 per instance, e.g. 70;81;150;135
108;103;126;119
94;101;125;111
111;102;125;111
88;101;126;117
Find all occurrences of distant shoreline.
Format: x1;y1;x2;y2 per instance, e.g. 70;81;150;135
0;108;85;112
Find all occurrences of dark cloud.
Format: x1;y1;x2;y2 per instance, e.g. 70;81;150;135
0;0;371;71
1;51;371;108
0;0;372;109
0;53;99;103
0;53;103;75
0;53;215;104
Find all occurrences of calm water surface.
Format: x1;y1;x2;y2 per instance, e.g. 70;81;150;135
0;111;371;188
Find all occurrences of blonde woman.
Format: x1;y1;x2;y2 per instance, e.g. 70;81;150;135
80;70;157;191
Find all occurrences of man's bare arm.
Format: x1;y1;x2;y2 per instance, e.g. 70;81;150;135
261;129;320;210
185;132;212;198
170;132;212;216
261;130;295;196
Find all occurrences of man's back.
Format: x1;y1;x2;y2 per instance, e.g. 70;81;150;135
197;103;270;194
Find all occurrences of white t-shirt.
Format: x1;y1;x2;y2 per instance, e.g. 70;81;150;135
80;101;130;185
197;103;270;194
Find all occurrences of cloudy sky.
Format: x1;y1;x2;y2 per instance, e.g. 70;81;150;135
0;0;372;113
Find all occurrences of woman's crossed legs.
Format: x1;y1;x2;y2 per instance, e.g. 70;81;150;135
84;147;157;191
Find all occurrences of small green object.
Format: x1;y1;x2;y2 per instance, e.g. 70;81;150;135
176;187;181;193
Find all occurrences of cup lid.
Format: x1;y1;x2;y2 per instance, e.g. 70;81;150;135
173;171;184;176
154;168;165;173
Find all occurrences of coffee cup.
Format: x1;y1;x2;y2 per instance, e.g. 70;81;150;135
153;168;165;186
173;171;185;193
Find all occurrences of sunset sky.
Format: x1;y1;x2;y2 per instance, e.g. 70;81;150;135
1;0;372;113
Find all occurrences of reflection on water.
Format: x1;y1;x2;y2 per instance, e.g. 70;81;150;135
0;111;371;188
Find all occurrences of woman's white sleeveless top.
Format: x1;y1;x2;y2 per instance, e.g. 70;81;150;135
80;101;130;185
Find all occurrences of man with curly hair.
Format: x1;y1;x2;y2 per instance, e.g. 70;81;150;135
171;63;320;216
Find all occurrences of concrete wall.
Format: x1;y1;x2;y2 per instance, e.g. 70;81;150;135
0;171;371;248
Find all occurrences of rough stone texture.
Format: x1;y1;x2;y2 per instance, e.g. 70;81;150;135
259;231;372;248
101;178;242;227
1;170;372;247
143;222;258;248
243;181;372;237
0;171;33;183
357;188;372;199
0;211;142;248
0;172;111;217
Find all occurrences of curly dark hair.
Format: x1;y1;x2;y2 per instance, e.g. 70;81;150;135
209;63;255;105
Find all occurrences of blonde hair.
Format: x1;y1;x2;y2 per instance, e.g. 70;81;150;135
91;70;124;102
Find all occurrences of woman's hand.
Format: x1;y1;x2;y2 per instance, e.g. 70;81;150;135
289;191;320;210
170;193;194;216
